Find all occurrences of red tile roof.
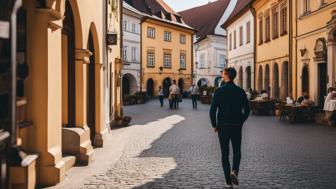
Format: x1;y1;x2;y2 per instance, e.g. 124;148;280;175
178;0;231;42
222;0;254;29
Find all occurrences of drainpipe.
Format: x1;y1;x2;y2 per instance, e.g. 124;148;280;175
250;5;257;91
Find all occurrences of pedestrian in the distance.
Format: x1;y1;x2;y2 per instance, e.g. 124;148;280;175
189;84;199;109
169;80;180;109
158;86;164;107
210;67;251;189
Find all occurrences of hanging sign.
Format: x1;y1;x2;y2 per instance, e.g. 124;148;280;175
0;21;10;39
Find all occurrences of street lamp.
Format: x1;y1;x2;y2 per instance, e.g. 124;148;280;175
159;66;163;75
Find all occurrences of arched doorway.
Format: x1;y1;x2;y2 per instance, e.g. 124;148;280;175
87;31;96;144
258;65;263;93
302;65;309;94
281;61;289;100
273;63;280;99
245;66;251;90
197;78;208;87
62;0;76;127
163;78;172;97
122;73;137;97
238;66;243;88
178;78;184;93
146;79;154;97
214;77;222;87
265;64;270;93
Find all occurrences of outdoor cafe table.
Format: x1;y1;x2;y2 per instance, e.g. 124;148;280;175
249;100;276;115
278;104;318;123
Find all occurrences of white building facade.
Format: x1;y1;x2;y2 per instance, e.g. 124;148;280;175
122;2;142;95
226;9;255;91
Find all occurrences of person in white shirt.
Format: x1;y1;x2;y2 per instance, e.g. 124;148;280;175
169;80;180;109
324;87;336;126
158;86;164;107
189;84;199;109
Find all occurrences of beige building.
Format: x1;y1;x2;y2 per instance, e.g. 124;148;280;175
253;0;293;100
126;0;194;97
294;0;336;106
0;0;122;188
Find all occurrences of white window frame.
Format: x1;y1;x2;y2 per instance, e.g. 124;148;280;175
163;53;172;68
180;53;186;69
147;51;155;67
131;47;136;62
147;27;155;38
199;54;205;69
164;31;171;42
122;46;128;61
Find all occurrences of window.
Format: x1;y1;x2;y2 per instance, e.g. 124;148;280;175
272;10;279;39
122;46;128;61
131;47;136;62
164;31;171;42
239;26;243;46
147;27;155;38
180;53;186;69
302;0;310;14
259;16;263;44
320;0;326;6
265;14;271;42
131;23;136;33
280;6;287;35
219;54;226;68
234;30;237;49
180;34;186;44
163;53;171;68
123;20;128;31
229;33;232;50
200;54;205;68
246;21;251;44
147;51;155;67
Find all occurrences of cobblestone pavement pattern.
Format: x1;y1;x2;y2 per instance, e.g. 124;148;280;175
83;99;336;189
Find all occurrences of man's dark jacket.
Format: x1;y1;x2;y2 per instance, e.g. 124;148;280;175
210;81;251;128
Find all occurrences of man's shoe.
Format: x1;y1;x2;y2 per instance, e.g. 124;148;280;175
230;171;239;185
224;184;233;189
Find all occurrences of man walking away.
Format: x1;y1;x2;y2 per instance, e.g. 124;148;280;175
209;68;251;188
169;80;180;109
158;86;164;107
189;84;199;109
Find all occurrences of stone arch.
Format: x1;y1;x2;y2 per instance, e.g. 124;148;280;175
214;76;222;87
162;77;172;97
272;63;280;99
197;78;209;87
245;66;252;90
238;66;243;88
146;78;154;97
63;0;83;49
257;65;263;93
265;64;270;94
122;73;137;96
302;64;309;94
178;78;185;92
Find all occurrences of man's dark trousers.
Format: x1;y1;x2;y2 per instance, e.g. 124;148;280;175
191;95;197;108
218;126;242;185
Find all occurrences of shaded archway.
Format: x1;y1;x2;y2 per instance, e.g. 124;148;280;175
238;66;243;88
265;64;270;93
178;78;184;93
245;66;251;90
257;65;263;93
87;30;96;144
197;78;209;87
302;65;309;94
163;78;172;97
146;79;154;97
272;63;280;99
214;77;222;87
122;73;137;97
62;0;76;127
281;61;289;100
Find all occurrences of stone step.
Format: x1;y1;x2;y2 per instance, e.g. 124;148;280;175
62;156;76;172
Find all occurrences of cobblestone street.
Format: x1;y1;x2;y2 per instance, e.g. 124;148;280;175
76;99;336;189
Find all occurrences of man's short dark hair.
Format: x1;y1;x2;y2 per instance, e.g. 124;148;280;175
224;67;237;81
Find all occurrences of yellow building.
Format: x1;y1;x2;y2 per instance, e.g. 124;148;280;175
127;0;194;97
253;0;293;100
0;0;121;188
294;0;336;106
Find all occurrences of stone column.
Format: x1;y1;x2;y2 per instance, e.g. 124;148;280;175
25;6;65;186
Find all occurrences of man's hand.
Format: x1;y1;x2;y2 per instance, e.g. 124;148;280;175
214;127;219;132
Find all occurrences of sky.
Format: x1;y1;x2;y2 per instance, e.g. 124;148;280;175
164;0;213;12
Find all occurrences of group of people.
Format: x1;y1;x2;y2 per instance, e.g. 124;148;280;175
157;80;200;110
